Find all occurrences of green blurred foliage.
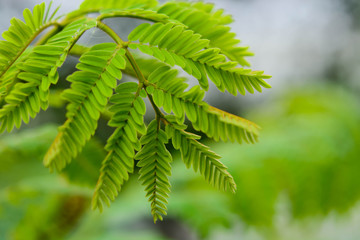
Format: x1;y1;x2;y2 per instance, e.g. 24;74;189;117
1;84;360;239
163;84;360;237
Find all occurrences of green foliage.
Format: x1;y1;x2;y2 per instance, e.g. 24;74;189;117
165;117;236;192
0;0;271;222
1;85;360;239
0;18;96;132
156;1;252;66
0;2;59;80
171;85;360;235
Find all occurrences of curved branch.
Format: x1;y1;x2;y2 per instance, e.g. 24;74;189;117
97;10;175;24
96;21;125;46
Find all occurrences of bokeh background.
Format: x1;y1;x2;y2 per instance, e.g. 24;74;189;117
1;0;360;239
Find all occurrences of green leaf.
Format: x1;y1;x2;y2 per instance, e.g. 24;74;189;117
166;119;236;192
127;22;271;95
157;1;252;66
0;2;60;83
0;18;96;134
135;120;172;223
92;81;146;211
44;43;126;172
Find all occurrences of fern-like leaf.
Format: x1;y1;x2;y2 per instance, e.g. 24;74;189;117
44;43;126;172
135;120;172;223
0;61;23;107
0;2;59;81
165;116;236;192
202;106;260;144
145;65;260;143
157;2;252;66
0;18;96;133
92;82;146;211
128;22;271;95
189;2;233;25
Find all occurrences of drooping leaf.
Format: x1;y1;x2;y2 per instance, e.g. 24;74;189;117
135;120;172;223
92;82;146;211
44;43;126;172
0;18;97;133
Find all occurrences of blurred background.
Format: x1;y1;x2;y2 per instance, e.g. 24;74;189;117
1;0;360;239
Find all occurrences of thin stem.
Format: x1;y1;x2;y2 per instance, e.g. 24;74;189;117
96;21;149;85
147;93;168;126
34;25;61;46
97;11;170;24
124;54;168;122
34;16;85;46
96;21;125;46
124;50;147;83
96;21;147;87
65;8;102;20
67;9;170;25
96;22;145;86
96;21;167;123
68;44;90;56
125;51;166;121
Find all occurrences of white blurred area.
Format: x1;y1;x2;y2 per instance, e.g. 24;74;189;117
216;0;356;80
